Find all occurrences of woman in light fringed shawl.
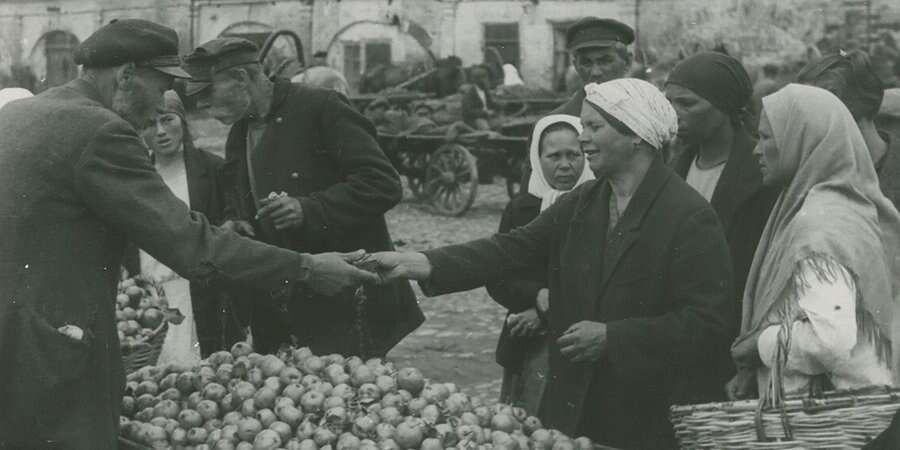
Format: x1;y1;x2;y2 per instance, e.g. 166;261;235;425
728;84;900;404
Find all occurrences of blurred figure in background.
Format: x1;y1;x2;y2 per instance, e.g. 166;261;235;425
487;114;593;415
877;88;900;137
753;63;781;100
0;87;33;110
797;50;899;208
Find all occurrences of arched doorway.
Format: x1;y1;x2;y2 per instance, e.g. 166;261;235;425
29;30;79;92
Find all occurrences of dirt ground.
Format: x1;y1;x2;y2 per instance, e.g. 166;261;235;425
190;113;513;404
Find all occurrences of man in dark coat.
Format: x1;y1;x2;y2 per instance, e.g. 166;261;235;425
367;80;733;447
185;38;423;357
664;52;780;401
0;20;377;449
461;64;497;130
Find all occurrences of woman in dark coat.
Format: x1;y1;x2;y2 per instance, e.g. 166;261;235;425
487;114;593;414
125;91;244;358
368;79;734;449
664;53;780;401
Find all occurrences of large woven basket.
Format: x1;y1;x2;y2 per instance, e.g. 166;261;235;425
671;387;900;448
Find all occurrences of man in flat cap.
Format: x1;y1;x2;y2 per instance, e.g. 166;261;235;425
0;19;377;449
552;17;635;115
184;38;423;358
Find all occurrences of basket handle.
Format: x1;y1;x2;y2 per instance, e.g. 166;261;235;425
755;319;795;442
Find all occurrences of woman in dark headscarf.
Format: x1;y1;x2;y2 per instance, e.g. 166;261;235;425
729;84;900;402
664;52;780;400
127;90;243;359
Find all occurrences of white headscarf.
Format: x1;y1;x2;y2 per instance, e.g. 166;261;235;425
583;79;678;150
0;88;33;110
502;64;525;86
527;114;594;211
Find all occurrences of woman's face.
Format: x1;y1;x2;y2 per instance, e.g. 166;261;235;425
578;102;635;177
143;112;185;157
664;83;729;145
539;127;585;190
753;110;787;187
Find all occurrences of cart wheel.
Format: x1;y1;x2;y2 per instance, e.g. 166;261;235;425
404;153;430;200
425;144;478;216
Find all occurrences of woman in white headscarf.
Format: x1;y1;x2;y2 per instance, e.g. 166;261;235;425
368;79;734;448
486;114;592;414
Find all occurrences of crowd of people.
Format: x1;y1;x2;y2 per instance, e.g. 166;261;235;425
3;12;900;450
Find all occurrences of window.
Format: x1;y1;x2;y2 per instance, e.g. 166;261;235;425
343;43;363;89
553;22;575;92
365;42;392;70
484;23;520;69
43;31;79;91
343;41;392;92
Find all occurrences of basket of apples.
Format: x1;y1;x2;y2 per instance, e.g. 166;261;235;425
118;343;603;450
117;275;185;374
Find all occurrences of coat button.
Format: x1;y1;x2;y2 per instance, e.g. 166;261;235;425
275;117;284;124
290;172;300;179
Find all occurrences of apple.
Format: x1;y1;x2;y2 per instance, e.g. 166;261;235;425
314;382;334;397
237;417;263;442
125;285;144;302
135;393;158;411
223;411;243;427
298;439;318;450
313;427;337;447
279;366;303;386
350;365;376;387
337;433;361;450
241;398;258;417
253;387;278;410
444;393;471;416
323;396;345;411
325;406;349;428
491;413;519;433
292;347;313;364
344;356;364;372
295;419;317;441
122;396;135;416
378;406;403;427
221;423;240;442
406;398;427;416
523;416;543;435
207;428;224;443
420;438;442;450
209;350;235;367
170;427;189;446
433;423;457;447
135;380;159;397
473;406;492;427
276;405;304;428
248;367;265;387
232;381;256;402
152;399;180;419
420;404;441;424
359;440;378;450
374;423;395;442
378;439;399;450
135;407;155;423
394;419;424;449
259;355;286;378
204;382;228;402
197;399;220;422
374;376;396;394
117;293;131;308
185;391;203;410
188;427;209;445
573;437;593;450
270;421;293;442
237;442;254;450
140;307;164;329
178;409;204;429
300;391;325;414
531;429;554;450
552;439;576;450
176;372;199;394
395;368;425;395
230;342;253;358
275;396;295;410
301;374;321;388
216;364;234;385
257;408;277;428
213;440;237;450
144;424;168;443
302;356;325;375
282;383;305;404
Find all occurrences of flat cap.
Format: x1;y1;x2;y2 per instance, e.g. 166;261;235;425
566;17;635;52
183;38;259;96
74;19;190;78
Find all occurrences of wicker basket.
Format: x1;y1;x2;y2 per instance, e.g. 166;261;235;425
121;320;169;374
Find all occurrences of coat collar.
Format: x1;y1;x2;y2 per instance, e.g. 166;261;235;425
672;128;762;231
65;78;107;107
573;153;670;229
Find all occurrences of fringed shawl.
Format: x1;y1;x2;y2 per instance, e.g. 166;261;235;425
732;84;900;384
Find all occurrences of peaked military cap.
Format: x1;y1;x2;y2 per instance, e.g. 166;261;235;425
74;19;190;78
566;17;635;52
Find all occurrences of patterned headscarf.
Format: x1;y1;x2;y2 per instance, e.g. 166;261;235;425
527;114;594;211
584;79;678;150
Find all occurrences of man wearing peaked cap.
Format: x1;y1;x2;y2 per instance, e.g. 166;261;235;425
0;19;377;449
181;37;424;358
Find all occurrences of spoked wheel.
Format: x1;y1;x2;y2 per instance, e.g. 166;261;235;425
424;144;478;216
403;152;431;200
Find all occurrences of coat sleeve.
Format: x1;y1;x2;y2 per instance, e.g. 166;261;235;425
420;195;561;296
484;197;546;312
74;120;313;296
296;91;403;240
605;207;734;379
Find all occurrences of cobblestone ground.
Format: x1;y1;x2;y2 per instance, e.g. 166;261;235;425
192;113;512;403
385;181;510;405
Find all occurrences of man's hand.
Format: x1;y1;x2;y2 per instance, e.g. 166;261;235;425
557;321;607;363
508;308;543;337
221;220;256;237
364;251;432;282
257;196;304;231
535;288;550;314
303;250;380;296
725;368;757;401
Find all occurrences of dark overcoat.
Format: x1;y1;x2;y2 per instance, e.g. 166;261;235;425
123;145;244;356
221;79;423;357
671;129;779;400
876;131;900;210
0;79;318;449
422;156;733;449
485;193;545;369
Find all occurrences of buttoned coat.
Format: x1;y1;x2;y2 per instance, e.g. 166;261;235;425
221;79;423;357
0;79;314;449
422;157;733;449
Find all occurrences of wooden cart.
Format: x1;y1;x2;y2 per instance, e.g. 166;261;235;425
378;131;528;216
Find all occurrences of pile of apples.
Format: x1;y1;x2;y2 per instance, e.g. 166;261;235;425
120;343;593;450
116;277;182;350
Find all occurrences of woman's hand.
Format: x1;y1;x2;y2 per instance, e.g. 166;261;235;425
725;369;757;401
508;308;544;337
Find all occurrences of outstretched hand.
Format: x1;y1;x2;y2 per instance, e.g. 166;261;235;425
303;250;380;296
358;251;433;283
